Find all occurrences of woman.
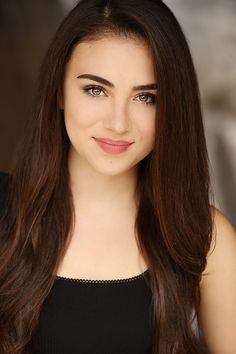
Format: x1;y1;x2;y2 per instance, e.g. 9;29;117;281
0;0;235;353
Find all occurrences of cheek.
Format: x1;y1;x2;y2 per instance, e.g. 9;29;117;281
144;129;155;152
63;101;91;148
136;113;156;145
64;95;99;132
63;78;103;128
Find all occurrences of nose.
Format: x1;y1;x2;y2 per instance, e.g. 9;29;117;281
103;98;130;134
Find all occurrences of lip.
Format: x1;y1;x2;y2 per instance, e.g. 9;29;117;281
93;137;133;146
93;137;133;154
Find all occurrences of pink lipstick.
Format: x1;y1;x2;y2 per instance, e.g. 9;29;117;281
93;137;133;154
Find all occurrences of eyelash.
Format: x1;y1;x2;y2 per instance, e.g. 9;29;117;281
82;85;158;105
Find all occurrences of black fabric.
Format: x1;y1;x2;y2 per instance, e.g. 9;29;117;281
32;272;153;354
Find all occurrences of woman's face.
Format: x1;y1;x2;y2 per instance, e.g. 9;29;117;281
62;35;157;176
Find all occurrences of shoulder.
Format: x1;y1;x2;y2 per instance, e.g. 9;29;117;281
199;206;236;354
202;206;236;277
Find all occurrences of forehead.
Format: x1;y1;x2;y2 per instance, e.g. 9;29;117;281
67;35;156;83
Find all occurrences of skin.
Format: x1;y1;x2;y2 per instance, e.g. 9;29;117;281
60;35;236;353
199;207;236;354
59;36;157;278
62;35;157;210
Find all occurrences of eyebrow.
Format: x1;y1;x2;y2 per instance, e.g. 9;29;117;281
77;74;158;91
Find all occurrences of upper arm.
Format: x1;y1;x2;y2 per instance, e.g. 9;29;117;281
198;207;236;354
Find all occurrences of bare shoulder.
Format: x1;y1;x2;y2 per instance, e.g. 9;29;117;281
199;206;236;354
201;206;236;277
210;205;236;238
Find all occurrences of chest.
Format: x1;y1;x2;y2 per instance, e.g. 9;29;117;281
56;216;148;280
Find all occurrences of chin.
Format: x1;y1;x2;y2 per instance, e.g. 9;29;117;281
89;161;133;177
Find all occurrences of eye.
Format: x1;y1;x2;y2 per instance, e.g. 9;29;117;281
82;85;106;97
136;93;158;105
82;85;158;105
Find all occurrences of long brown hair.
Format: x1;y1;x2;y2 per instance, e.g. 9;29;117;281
0;0;214;353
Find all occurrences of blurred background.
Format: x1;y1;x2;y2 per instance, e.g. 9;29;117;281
0;0;235;227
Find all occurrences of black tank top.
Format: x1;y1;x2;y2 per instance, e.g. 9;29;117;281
0;172;154;353
31;270;153;354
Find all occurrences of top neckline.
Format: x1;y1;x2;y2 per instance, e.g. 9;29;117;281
55;268;149;284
